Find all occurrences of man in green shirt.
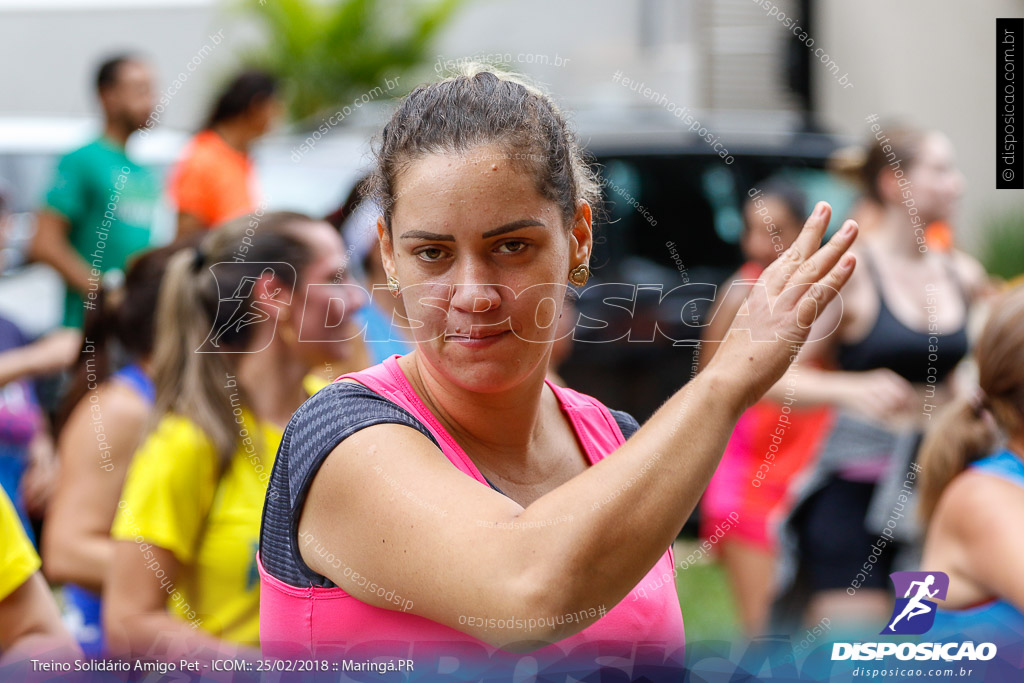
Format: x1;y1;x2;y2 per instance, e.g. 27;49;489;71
31;55;161;328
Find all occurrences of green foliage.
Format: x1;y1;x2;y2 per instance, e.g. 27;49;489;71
979;208;1024;281
241;0;464;125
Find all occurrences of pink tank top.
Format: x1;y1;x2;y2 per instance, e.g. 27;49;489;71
259;355;685;675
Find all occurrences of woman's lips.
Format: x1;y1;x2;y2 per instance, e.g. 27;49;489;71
444;329;512;348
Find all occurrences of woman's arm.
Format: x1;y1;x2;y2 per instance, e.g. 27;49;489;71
103;542;233;661
766;364;918;422
0;328;81;387
42;383;149;592
950;249;997;303
0;572;80;662
20;428;57;521
302;204;857;650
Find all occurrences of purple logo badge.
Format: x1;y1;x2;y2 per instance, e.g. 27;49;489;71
882;571;949;635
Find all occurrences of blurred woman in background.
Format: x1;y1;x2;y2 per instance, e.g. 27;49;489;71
770;125;991;632
171;70;281;236
699;179;834;635
42;239;193;657
103;212;364;660
919;285;1024;642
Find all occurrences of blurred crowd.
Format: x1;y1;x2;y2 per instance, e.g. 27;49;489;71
0;54;415;662
0;51;1021;666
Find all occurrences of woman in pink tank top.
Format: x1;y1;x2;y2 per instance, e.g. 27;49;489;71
258;64;859;680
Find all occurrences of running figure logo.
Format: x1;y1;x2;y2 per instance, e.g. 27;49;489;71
881;571;949;635
197;262;295;353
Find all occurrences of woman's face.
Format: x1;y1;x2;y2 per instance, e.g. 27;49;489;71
285;220;367;365
380;144;591;393
904;133;964;224
248;96;283;138
741;196;802;268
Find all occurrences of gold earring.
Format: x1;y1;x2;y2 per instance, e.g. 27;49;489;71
568;263;590;287
387;274;401;297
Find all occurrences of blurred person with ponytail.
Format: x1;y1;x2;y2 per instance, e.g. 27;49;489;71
919;286;1024;641
42;239;194;657
171;70;281;237
103;212;364;660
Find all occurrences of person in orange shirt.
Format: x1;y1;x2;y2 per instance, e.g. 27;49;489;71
171;70;281;236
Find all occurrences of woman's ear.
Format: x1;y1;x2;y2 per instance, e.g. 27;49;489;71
569;202;593;266
377;216;396;278
877;168;902;205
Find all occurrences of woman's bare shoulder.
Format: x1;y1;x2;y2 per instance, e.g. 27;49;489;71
936;467;1024;539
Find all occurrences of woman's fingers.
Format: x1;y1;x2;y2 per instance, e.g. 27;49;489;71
753;199;858;340
789;219;859;290
795;253;856;329
792;201;833;260
765;201;833;295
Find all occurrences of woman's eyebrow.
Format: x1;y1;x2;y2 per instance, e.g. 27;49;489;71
399;219;545;242
482;219;545;238
400;230;455;241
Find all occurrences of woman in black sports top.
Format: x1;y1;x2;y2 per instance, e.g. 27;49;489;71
765;124;992;632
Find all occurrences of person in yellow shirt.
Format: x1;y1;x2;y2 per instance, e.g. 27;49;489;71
0;487;79;663
104;211;367;661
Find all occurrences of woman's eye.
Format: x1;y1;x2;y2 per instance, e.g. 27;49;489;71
416;247;446;262
497;240;527;254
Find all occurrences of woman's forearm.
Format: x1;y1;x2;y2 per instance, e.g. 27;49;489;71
105;610;226;661
0;573;79;658
764;365;843;406
510;363;747;617
42;531;112;593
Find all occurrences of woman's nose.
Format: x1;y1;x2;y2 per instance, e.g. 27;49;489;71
449;262;504;313
450;281;502;313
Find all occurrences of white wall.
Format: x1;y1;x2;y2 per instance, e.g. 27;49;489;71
0;0;704;127
0;0;248;130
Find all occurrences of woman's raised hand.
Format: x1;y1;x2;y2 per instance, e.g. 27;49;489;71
709;201;857;407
